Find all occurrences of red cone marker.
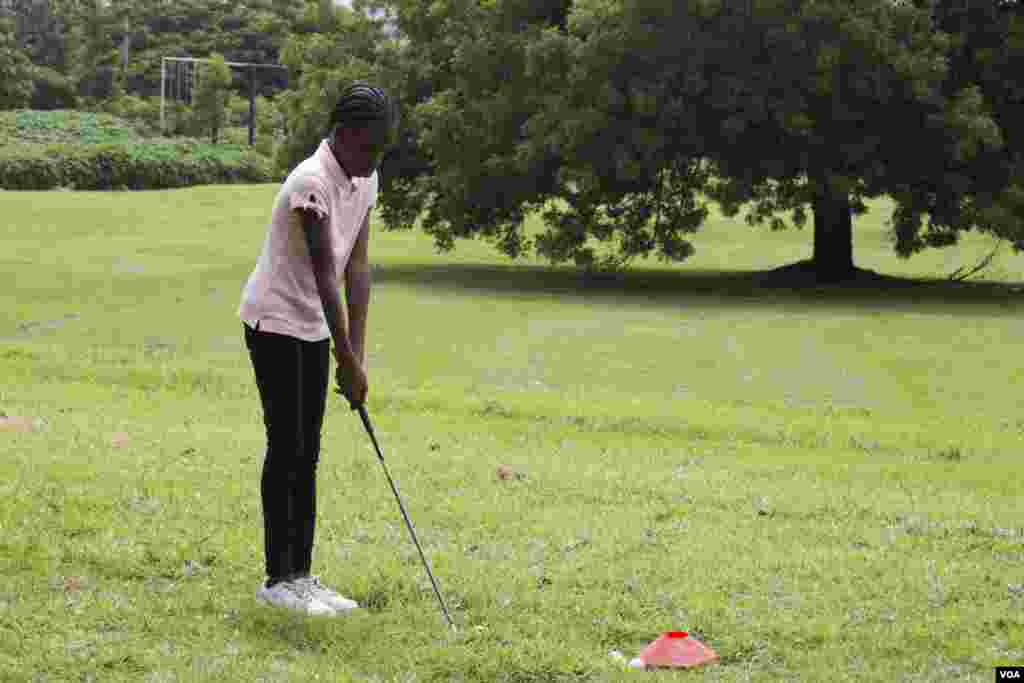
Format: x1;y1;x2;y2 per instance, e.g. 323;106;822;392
629;631;719;669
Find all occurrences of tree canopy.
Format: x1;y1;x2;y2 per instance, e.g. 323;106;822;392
193;52;232;143
2;0;306;99
368;0;1023;280
0;16;34;109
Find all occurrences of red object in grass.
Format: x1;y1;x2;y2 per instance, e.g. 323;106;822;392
636;631;719;669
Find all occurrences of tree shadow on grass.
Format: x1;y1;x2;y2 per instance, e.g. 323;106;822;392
374;260;1024;315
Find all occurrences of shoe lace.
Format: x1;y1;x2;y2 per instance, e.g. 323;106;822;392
287;578;317;600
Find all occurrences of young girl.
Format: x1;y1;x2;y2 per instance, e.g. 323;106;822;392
238;83;394;615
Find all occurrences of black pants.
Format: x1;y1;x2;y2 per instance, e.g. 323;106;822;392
244;322;330;585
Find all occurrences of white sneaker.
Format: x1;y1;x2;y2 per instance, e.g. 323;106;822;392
256;579;334;616
294;575;360;612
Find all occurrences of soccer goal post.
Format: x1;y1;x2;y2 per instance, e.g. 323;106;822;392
160;56;289;144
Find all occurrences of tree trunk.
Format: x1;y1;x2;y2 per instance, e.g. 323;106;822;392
811;190;855;282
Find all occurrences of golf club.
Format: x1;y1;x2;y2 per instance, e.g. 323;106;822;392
339;391;457;632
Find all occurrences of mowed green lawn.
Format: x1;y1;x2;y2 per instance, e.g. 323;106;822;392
1;186;1023;682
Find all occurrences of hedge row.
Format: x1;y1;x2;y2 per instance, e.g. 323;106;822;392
0;141;275;190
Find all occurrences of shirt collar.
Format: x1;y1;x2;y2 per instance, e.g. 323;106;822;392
317;138;356;193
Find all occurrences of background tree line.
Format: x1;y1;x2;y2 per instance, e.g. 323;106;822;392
1;0;1021;281
0;0;370;110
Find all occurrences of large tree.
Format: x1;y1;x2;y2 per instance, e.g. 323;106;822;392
372;0;1021;281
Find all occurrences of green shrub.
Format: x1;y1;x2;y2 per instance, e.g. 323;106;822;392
2;109;141;144
253;135;275;159
0;110;278;190
101;95;162;135
89;98;193;136
228;93;250;127
0;140;276;190
0;144;61;190
166;101;198;137
29;67;78;111
76;65;117;101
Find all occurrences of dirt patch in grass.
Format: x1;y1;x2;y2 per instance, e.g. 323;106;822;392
0;414;35;432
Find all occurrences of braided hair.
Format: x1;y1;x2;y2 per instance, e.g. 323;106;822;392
329;82;393;132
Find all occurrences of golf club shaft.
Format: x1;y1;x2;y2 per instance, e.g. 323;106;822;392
353;402;457;631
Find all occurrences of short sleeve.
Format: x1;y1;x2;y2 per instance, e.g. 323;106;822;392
367;170;379;208
288;175;330;221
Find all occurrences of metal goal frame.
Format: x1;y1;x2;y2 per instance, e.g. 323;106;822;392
160;56;288;145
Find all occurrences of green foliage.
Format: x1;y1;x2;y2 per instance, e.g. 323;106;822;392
66;0;121;98
118;0;295;98
0;144;62;190
96;93;201;139
0;109;273;189
0;17;34;110
97;94;200;139
898;0;1024;255
275;10;390;176
227;93;250;127
193;53;232;143
1;109;146;144
2;0;74;72
255;95;283;134
100;94;164;135
215;91;282;154
2;0;302;158
252;94;284;157
76;66;118;101
29;65;78;110
374;0;1022;274
317;0;339;33
97;96;196;137
164;100;196;137
0;139;273;190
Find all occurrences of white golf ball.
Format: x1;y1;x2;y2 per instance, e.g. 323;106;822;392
628;658;646;669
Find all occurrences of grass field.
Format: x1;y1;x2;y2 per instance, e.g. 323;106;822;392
2;186;1023;682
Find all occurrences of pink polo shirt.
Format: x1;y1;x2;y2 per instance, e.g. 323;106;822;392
238;139;378;342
